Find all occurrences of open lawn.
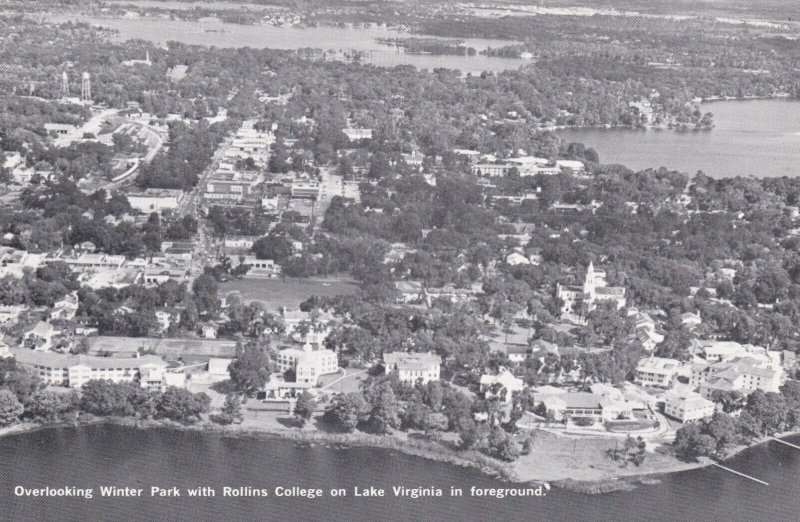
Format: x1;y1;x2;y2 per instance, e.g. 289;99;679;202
87;336;237;364
219;275;358;310
510;430;699;482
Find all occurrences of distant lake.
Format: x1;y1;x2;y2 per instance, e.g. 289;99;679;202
558;99;800;178
43;13;529;74
1;425;800;521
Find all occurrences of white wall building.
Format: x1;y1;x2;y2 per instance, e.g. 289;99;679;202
10;350;171;389
383;352;441;384
635;357;681;388
126;188;184;213
276;347;338;385
663;390;716;423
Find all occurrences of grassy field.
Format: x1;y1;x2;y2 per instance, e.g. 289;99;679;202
219;275;358;310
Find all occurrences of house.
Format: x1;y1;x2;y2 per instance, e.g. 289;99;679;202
663;390;715;423
0;305;27;324
10;349;171;389
395;281;424;304
0;340;11;359
276;346;338;385
505;252;531;266
281;308;333;346
199;323;218;339
479;369;524;404
383;352;441;384
0;247;45;278
50;293;79;322
23;321;56;351
681;312;702;329
635;357;681;388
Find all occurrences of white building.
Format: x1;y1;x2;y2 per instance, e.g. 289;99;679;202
556;261;626;318
10;350;171;389
479;369;524;404
635;357;681;388
126;188;185;213
663;390;716;423
223;235;259;250
692;357;783;399
343;128;373;141
276;347;338;385
383;352;441;384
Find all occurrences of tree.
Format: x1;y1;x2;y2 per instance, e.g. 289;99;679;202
155;387;210;424
217;394;244;425
488;426;519;461
744;390;789;436
702;412;739;456
0;365;41;402
323;392;368;433
80;381;135;417
0;389;24;426
24;390;78;422
457;417;482;449
362;380;401;434
294;391;317;426
674;423;716;461
228;342;272;396
192;273;219;314
521;436;534;455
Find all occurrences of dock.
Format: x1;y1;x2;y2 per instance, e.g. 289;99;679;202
770;436;800;450
711;463;769;486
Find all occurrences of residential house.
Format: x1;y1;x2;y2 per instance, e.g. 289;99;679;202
480;369;524;404
50;293;79;322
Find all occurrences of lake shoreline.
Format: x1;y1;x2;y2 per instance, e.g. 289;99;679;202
4;415;794;493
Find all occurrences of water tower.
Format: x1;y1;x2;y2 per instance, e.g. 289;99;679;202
81;72;91;102
61;71;69;96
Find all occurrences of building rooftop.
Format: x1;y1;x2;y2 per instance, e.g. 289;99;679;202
384;351;441;371
11;349;167;370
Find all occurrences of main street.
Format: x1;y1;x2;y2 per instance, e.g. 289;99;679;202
181;134;235;280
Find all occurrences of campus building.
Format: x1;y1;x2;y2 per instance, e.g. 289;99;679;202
383;352;441;384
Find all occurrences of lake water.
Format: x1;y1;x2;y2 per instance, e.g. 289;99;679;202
43;14;528;74
1;425;799;521
558;99;800;178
